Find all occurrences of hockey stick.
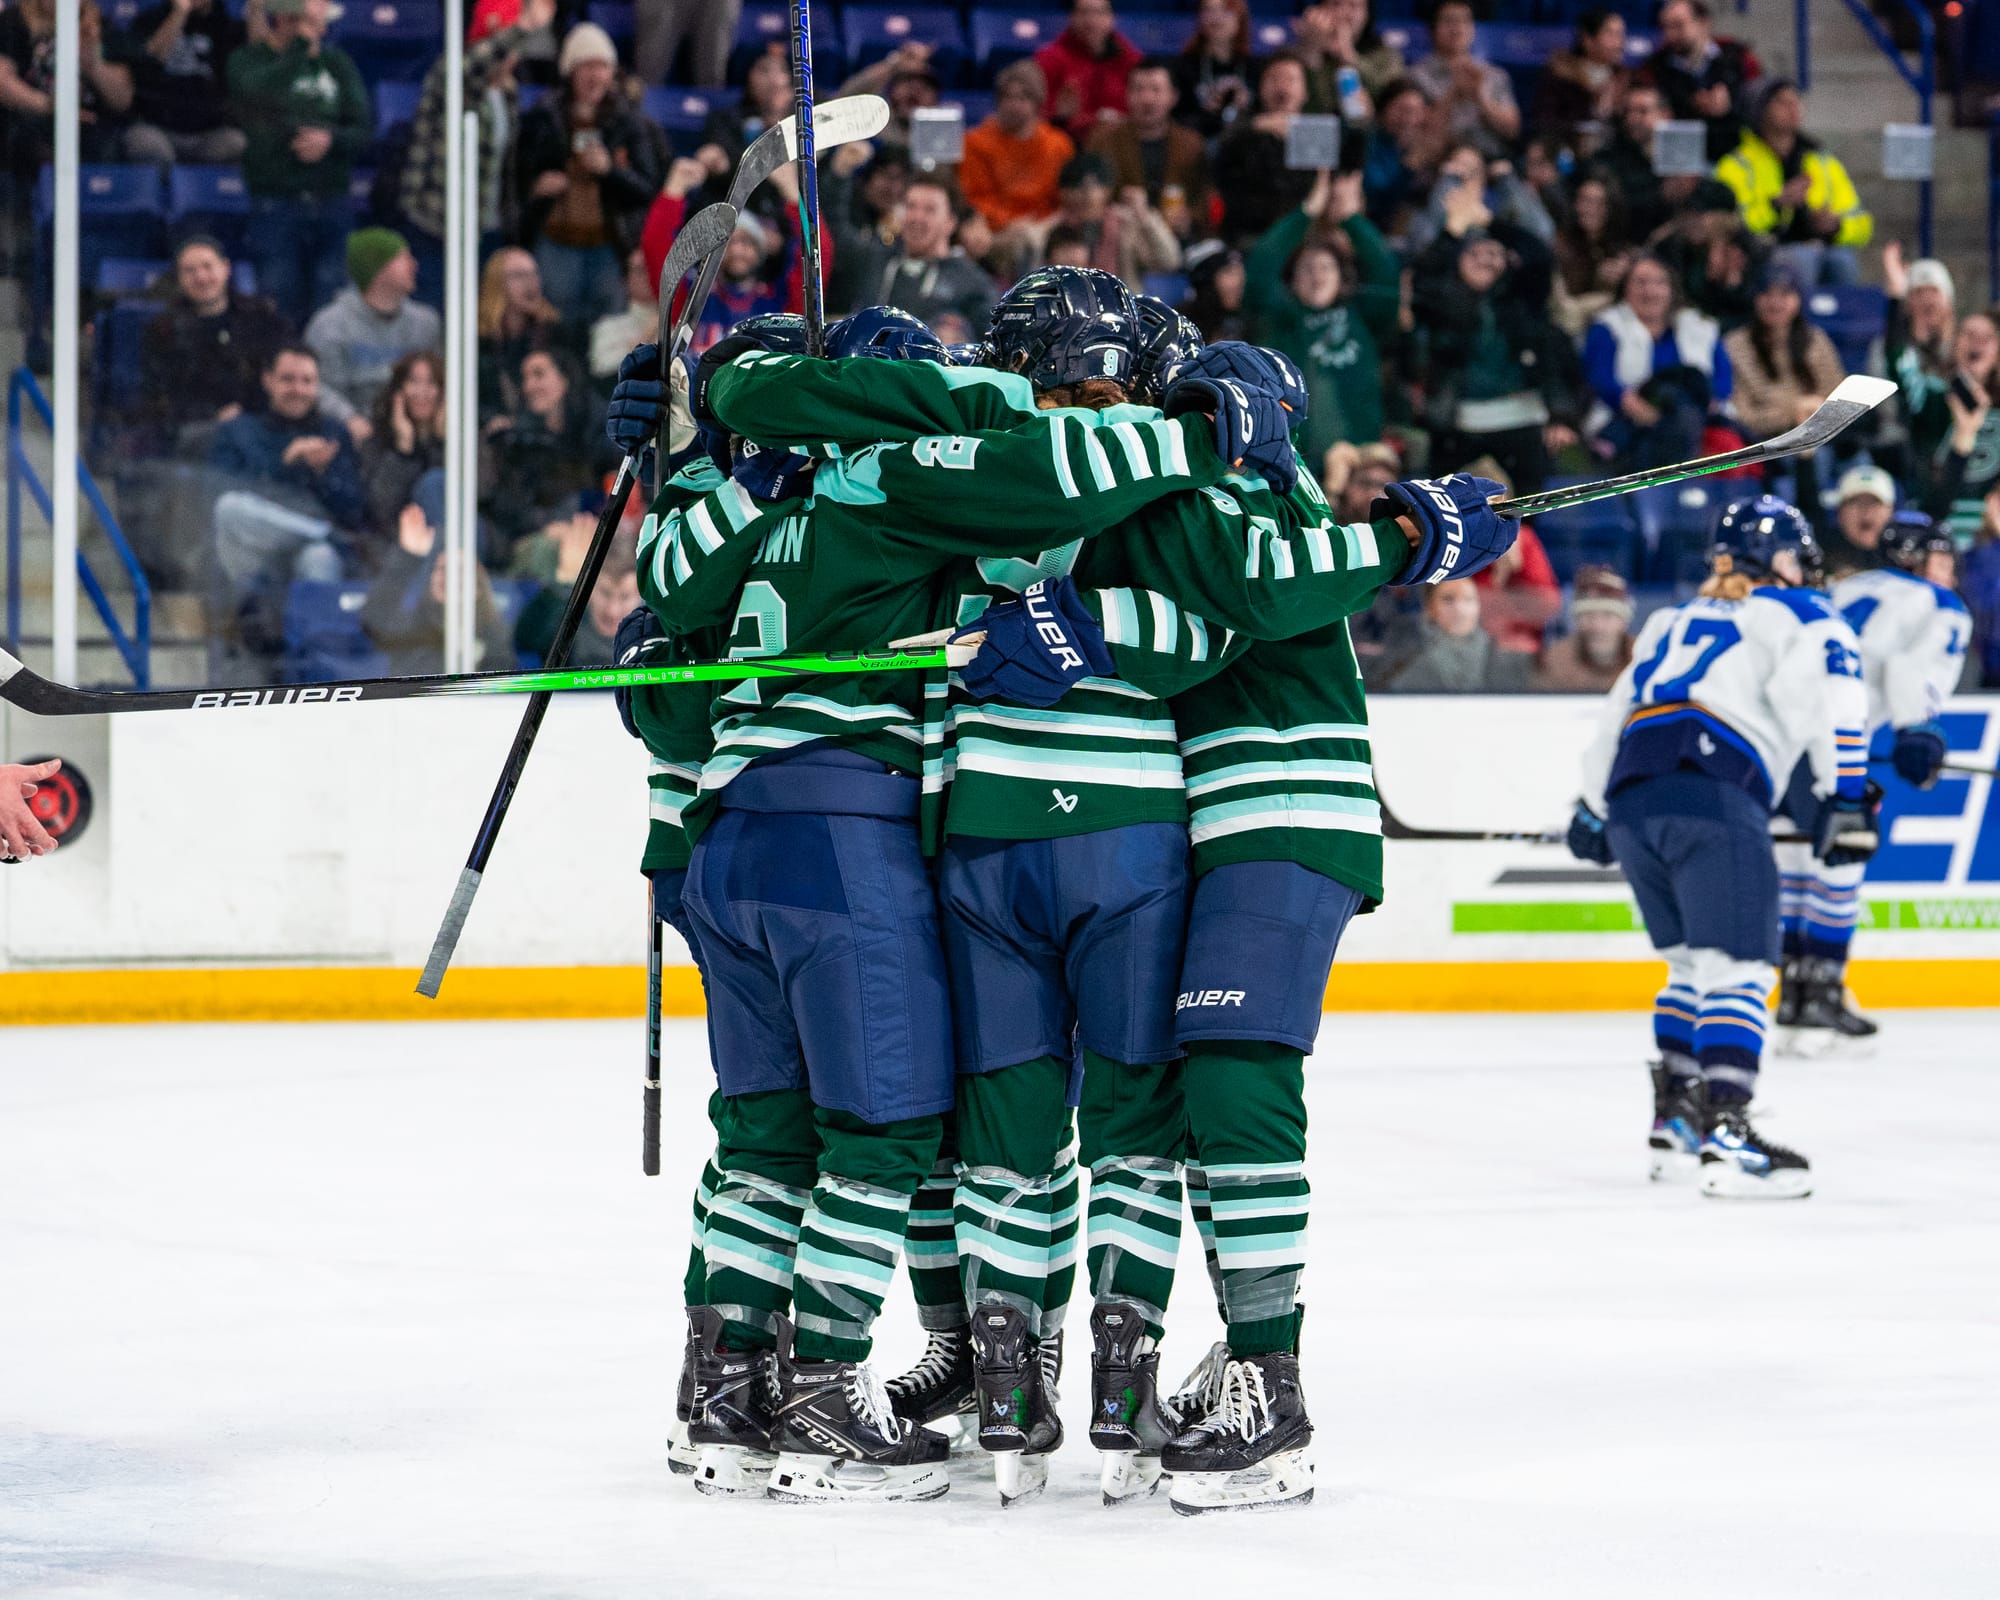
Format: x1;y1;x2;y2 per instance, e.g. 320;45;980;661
0;644;951;717
791;0;826;355
1868;756;2000;781
1492;376;1897;520
414;206;738;998
643;881;664;1177
1375;792;1820;847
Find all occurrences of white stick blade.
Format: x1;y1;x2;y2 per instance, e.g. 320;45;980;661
1826;374;1897;412
783;95;891;160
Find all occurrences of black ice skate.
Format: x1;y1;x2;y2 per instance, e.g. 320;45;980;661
668;1309;700;1476
1648;1057;1706;1183
885;1323;979;1457
1163;1350;1314;1515
1785;955;1879;1056
765;1319;951;1503
1774;955;1805;1028
686;1306;779;1495
1090;1301;1180;1505
1699;1102;1813;1199
969;1304;1064;1506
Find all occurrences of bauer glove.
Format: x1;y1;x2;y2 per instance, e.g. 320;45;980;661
606;342;667;460
1376;474;1517;586
1566;800;1614;866
611;603;663;740
952;577;1116;708
730;448;816;502
1163;343;1306;495
1890;720;1947;788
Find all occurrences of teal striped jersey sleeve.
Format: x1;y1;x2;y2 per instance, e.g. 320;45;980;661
638;468;808;638
1082;585;1252;698
706;351;1043;452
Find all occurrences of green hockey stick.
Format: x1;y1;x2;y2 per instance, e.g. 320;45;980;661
0;645;952;718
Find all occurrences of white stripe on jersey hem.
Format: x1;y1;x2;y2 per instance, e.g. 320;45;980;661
953;752;1185;787
1180;722;1371;754
1184;758;1376;796
1050;415;1081;500
1190;809;1382;844
951;705;1176;738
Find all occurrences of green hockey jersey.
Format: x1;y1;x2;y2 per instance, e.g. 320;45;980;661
639;352;1230;845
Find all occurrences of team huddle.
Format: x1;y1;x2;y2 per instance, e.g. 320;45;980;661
592;262;1960;1515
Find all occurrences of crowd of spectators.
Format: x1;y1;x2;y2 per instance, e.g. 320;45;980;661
7;0;2000;691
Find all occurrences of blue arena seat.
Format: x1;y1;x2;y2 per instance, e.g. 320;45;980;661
375;79;424;137
92;301;159;415
168;164;251;256
1630;481;1727;588
35;165;169;302
842;7;963;85
103;0;146;28
284;582;390;685
1530;495;1642;586
1805;286;1888;376
1378;21;1429;61
95;258;168;297
1142;271;1189;305
1119;13;1192;57
1248;17;1295;54
969;9;1065;81
585;0;637;55
946;90;996;127
1476;23;1573;107
331;0;443;84
647;87;741;154
732;3;795;80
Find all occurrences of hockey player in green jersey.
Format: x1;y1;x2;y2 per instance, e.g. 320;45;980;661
629;300;1243;1504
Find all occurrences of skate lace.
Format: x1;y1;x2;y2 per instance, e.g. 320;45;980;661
1732;1110;1803;1164
887;1329;959;1398
846;1363;905;1442
1168;1340;1229;1425
1211;1359;1272;1445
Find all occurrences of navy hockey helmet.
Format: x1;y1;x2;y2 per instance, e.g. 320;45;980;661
1712;494;1821;585
1881;506;1956;576
824;304;949;363
1131;295;1204;404
985;266;1139;391
730;311;812;355
944;341;990;367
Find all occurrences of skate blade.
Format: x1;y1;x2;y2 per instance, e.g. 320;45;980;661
1167;1448;1314;1515
667;1417;699;1476
1774;1026;1874;1061
1099;1450;1164;1505
993;1451;1050;1507
1648;1148;1700;1184
1699;1162;1814;1200
691;1443;776;1495
936;1411;986;1460
766;1453;951;1503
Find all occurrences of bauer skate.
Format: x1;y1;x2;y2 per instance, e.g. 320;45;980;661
1647;1057;1705;1183
1699;1103;1813;1199
1781;957;1879;1059
668;1310;701;1476
1089;1300;1179;1505
687;1307;779;1495
766;1320;951;1503
886;1323;981;1459
1164;1349;1314;1515
969;1304;1063;1507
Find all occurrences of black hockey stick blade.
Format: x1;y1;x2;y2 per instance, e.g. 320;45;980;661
656;201;738;461
1495;376;1897;521
643;882;664;1177
1376;788;1819;846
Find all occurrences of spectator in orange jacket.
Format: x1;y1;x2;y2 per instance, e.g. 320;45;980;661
961;60;1075;231
1035;0;1143;142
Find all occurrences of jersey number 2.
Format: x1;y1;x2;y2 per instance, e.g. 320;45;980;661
1633;617;1741;704
728;580;788;658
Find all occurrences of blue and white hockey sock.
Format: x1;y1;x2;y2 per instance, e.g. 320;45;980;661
1693;961;1774;1105
1801;863;1864;960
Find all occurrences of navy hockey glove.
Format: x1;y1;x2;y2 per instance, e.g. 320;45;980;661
953;577;1115;708
1163;345;1304;494
1890;720;1947;788
1814;781;1883;868
606;342;666;459
731;448;816;502
611;602;663;739
1375;475;1516;585
1566;801;1614;866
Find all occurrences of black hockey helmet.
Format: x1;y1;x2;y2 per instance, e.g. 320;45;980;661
730;311;812;356
985;265;1139;391
1881;507;1956;577
1131;295;1204;404
1712;494;1821;585
824;305;949;363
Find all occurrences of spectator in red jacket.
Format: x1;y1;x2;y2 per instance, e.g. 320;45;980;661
1036;0;1142;142
1463;467;1562;651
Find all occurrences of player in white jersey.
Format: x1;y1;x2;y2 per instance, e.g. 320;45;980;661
1567;496;1877;1198
1774;510;1970;1050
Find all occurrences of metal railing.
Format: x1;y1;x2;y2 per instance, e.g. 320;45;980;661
1798;0;1935;257
5;367;150;688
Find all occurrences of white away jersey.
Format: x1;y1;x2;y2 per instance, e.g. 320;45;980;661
1580;585;1869;814
1830;566;1970;734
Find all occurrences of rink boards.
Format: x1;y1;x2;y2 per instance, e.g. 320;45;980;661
3;692;1998;1022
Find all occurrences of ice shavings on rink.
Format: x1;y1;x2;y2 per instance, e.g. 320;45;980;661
3;1013;1995;1599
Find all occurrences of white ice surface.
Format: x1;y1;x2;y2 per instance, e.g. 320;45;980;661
3;1013;1996;1600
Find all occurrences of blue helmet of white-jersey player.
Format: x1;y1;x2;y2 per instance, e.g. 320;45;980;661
729;311;812;355
1712;494;1820;585
1881;507;1956;578
986;265;1139;391
1131;295;1203;403
824;305;949;363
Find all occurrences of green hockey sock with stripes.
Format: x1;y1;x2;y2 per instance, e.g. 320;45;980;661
792;1108;943;1364
905;1115;968;1332
1182;1039;1309;1357
1041;1142;1083;1339
1184;1165;1228;1323
701;1087;817;1350
684;1152;723;1308
1079;1052;1188;1339
954;1055;1075;1339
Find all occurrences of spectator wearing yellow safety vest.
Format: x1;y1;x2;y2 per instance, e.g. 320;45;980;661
1713;77;1871;288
